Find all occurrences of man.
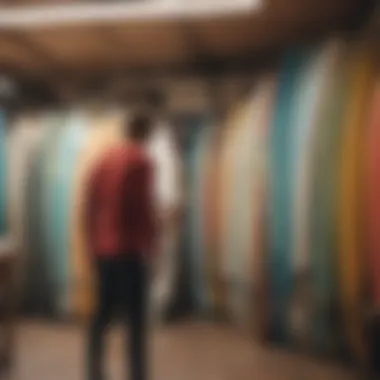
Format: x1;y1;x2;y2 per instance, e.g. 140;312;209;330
84;113;158;380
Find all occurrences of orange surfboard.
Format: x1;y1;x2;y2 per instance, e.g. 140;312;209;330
366;74;380;307
70;108;123;320
337;42;377;363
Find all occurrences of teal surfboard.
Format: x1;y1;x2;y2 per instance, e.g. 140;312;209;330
42;112;67;315
187;118;211;312
223;100;250;327
268;49;310;342
309;42;350;354
288;44;335;348
24;115;58;314
222;94;270;332
196;125;215;311
48;110;88;316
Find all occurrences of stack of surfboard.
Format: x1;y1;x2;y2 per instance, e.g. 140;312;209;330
186;37;380;364
0;34;379;364
4;107;183;323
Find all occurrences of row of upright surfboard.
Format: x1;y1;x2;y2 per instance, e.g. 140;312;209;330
0;35;378;362
187;37;380;362
2;108;183;323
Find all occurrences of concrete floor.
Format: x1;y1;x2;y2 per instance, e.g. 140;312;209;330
13;321;357;380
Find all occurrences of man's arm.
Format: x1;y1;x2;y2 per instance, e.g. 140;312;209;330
136;159;159;257
83;165;98;257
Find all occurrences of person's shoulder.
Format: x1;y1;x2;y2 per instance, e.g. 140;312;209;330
89;144;121;175
127;145;153;169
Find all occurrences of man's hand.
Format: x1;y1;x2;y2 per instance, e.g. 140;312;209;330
147;253;160;281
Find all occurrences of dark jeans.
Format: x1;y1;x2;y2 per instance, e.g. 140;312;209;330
368;313;380;374
87;255;148;380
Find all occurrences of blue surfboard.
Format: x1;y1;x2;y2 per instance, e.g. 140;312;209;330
268;49;310;342
309;42;350;354
48;110;88;316
24;115;60;315
287;45;325;347
187;117;212;312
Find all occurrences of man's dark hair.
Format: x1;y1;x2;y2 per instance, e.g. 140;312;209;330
126;113;154;142
144;89;165;110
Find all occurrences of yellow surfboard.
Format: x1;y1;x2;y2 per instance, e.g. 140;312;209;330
201;120;228;316
247;74;277;340
218;100;249;324
70;108;124;320
217;104;240;317
338;41;377;363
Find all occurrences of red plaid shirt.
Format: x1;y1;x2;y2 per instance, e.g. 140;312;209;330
84;143;158;258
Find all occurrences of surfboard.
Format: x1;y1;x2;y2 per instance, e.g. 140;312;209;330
188;121;212;312
41;112;67;315
70;107;124;320
268;50;310;342
288;41;344;349
367;76;380;309
337;42;377;363
6;113;44;308
199;125;216;312
39;111;67;316
309;40;350;354
229;95;254;331
225;75;276;337
203;121;225;316
23;114;59;315
0;110;7;235
147;121;183;323
48;110;88;316
217;102;238;320
287;49;316;348
218;99;250;324
248;74;277;341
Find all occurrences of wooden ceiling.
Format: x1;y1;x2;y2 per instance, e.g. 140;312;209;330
0;0;374;87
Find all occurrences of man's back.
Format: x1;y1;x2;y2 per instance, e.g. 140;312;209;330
85;142;156;258
86;112;158;380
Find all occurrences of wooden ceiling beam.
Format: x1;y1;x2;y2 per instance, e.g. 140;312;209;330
0;0;371;91
55;48;280;87
0;30;66;77
93;26;131;67
179;22;214;67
